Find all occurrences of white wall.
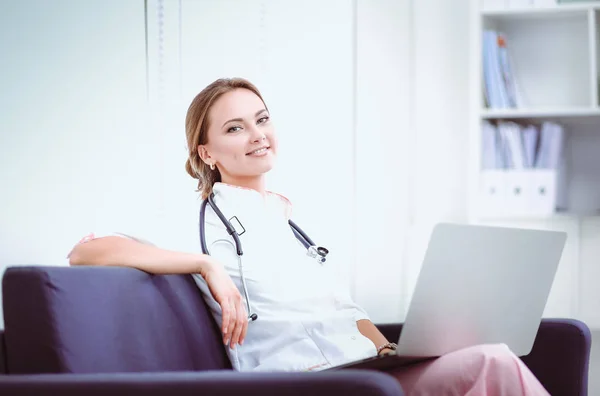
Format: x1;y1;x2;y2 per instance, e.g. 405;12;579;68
0;0;470;327
354;0;472;320
0;0;153;326
354;0;412;322
403;0;471;309
0;0;150;259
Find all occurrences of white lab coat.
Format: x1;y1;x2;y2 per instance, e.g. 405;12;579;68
193;183;377;371
68;182;377;372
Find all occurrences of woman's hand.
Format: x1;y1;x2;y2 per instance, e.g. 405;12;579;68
378;348;395;356
201;257;248;349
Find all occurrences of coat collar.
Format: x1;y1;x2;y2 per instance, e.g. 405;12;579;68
211;182;293;221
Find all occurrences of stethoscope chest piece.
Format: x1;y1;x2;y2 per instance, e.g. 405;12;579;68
307;245;329;264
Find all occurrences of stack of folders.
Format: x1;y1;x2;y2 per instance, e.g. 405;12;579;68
482;121;564;170
479;121;564;217
482;30;523;109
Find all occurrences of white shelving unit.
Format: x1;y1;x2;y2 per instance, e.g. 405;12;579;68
481;107;600;120
469;0;600;328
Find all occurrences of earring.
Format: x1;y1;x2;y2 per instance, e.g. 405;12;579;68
210;163;215;171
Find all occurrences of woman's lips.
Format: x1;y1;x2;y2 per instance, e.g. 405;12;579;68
246;147;270;156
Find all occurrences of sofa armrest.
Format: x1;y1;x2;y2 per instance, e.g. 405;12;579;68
520;319;591;396
376;319;591;396
0;331;7;374
0;370;404;396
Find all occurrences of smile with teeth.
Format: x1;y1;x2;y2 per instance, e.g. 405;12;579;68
247;147;270;156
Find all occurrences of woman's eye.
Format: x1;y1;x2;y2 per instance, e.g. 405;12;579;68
257;116;269;124
227;125;242;133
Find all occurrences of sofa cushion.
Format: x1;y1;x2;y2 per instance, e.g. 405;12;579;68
2;266;231;374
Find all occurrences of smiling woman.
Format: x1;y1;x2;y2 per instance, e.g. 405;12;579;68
184;78;277;200
68;76;551;394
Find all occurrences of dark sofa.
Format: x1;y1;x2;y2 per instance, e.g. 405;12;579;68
0;266;592;395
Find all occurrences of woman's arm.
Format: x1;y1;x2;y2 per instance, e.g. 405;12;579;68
326;270;392;355
69;235;248;347
357;319;394;355
68;236;212;276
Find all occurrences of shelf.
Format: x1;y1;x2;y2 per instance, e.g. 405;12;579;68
475;211;600;222
474;1;600;334
482;2;600;18
480;107;600;123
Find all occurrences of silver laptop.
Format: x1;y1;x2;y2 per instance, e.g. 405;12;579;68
330;222;566;371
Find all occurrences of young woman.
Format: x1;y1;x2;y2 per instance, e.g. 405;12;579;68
68;78;549;395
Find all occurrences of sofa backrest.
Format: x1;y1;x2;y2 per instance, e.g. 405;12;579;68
2;266;231;374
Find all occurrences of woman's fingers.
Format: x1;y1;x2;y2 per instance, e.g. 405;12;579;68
230;298;246;348
239;303;248;346
225;300;236;346
221;296;231;336
208;266;249;348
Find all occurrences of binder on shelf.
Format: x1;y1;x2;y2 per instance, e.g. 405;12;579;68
478;169;558;218
479;170;508;216
482;121;500;169
522;125;539;168
498;122;527;168
482;30;523;109
478;121;565;218
530;170;559;215
500;33;526;107
483;31;509;108
535;122;564;169
504;169;530;215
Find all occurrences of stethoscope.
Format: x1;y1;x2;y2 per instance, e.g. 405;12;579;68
199;192;329;323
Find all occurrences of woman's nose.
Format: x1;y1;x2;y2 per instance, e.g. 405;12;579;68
248;125;266;142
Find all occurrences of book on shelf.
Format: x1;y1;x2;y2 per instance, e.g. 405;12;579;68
482;30;524;109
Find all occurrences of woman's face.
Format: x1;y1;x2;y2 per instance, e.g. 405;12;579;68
199;88;277;182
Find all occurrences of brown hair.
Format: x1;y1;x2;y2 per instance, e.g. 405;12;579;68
184;77;267;199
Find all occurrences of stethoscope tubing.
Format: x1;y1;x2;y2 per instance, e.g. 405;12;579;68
198;192;326;323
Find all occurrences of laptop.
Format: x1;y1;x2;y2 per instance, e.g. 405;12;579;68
328;222;566;371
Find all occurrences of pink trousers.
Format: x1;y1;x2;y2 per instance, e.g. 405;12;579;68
388;344;549;396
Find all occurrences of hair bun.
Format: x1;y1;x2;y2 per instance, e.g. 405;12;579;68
185;159;199;179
